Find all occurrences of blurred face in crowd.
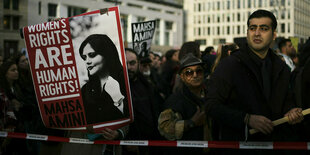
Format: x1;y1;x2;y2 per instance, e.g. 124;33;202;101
149;53;161;69
81;44;105;76
154;55;161;68
125;50;138;80
18;55;29;70
161;56;166;64
180;65;204;88
283;41;296;57
149;53;156;67
293;56;298;65
139;62;151;77
211;48;215;53
247;17;276;54
172;51;179;62
6;64;19;83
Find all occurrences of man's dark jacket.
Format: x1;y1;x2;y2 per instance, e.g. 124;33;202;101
127;73;162;140
163;83;205;154
164;83;205;141
205;45;296;141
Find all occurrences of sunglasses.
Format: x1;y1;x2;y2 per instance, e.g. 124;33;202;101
183;68;204;77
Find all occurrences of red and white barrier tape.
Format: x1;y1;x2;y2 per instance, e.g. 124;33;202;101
0;131;309;150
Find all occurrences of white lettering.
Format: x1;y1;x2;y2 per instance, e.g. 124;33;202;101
35;49;48;69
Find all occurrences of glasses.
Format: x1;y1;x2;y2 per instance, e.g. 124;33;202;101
183;68;203;77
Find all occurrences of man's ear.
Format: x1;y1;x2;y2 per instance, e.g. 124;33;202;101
179;72;185;82
273;31;277;41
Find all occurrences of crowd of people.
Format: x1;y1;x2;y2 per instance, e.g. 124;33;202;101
0;9;310;155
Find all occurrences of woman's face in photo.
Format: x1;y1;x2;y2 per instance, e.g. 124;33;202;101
82;44;105;76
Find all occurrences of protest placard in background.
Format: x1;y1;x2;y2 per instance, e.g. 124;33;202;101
131;20;156;58
22;7;133;132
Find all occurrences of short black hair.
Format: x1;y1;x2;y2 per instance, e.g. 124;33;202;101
278;38;291;52
13;53;26;65
0;60;17;95
165;49;178;61
125;48;139;60
204;46;214;54
247;9;277;32
79;34;123;79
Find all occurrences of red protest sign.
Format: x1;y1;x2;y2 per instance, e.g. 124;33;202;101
23;7;133;132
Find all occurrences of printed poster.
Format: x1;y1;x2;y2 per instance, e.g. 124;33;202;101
131;20;156;57
22;7;133;132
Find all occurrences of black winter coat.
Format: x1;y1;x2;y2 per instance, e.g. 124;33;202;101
164;83;205;141
127;73;162;140
82;76;127;125
205;45;295;141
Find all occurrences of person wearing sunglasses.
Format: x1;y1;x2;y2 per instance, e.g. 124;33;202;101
158;53;211;154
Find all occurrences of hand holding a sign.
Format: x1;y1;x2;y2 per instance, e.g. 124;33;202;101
105;76;124;113
101;128;119;140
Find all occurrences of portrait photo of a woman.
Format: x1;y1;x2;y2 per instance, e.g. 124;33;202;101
79;34;129;125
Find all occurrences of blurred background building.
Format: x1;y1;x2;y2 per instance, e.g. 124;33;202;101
1;0;28;59
1;0;310;58
184;0;310;50
0;0;183;59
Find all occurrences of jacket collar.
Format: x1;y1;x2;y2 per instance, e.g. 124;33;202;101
232;44;287;94
181;83;206;107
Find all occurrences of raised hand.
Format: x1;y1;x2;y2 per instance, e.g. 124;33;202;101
191;106;205;126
